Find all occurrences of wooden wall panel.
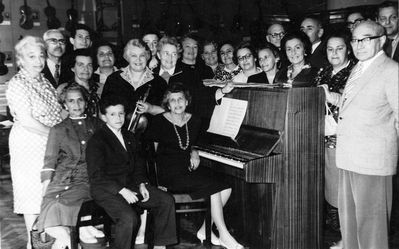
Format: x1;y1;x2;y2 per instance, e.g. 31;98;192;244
0;0;95;84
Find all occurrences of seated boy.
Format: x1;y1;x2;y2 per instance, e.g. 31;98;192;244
86;96;177;249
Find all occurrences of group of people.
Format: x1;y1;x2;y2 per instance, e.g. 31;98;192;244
5;1;399;249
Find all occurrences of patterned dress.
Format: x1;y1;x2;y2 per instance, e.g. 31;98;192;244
213;64;241;82
6;69;62;214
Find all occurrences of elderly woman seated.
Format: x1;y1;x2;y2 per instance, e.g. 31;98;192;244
37;83;104;249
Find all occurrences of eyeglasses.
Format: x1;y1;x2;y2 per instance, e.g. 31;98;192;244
46;38;66;45
237;53;253;62
268;32;285;39
347;18;364;26
350;35;382;46
220;50;233;56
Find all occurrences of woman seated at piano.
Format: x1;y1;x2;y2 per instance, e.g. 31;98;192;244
248;42;281;84
146;83;244;249
232;42;261;83
38;83;104;249
276;31;318;87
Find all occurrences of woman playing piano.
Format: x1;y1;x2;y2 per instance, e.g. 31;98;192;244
146;83;244;249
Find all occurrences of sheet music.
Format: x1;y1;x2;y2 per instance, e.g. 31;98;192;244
207;97;248;139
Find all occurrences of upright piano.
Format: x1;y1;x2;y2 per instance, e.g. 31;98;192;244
196;87;325;249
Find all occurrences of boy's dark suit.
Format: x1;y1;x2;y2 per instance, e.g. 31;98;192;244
86;125;177;249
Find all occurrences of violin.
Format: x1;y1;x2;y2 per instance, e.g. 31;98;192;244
44;0;61;29
65;0;78;32
19;0;33;30
127;84;152;134
0;0;5;24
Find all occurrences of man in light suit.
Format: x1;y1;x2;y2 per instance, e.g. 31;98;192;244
335;20;398;249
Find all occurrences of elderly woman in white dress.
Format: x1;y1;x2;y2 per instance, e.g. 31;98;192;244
6;36;62;248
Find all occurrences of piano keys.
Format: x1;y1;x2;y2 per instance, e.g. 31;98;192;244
196;87;325;249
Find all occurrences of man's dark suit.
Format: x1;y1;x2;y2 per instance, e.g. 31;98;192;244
86;126;177;249
309;42;329;69
384;38;399;63
42;62;74;88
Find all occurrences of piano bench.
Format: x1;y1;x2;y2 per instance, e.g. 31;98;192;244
172;193;211;247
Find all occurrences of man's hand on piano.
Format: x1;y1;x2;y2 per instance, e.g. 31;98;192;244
189;150;200;171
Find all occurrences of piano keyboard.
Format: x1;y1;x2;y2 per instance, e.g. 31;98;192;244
198;150;245;169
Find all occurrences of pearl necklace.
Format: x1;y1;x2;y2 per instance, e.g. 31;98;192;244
173;122;190;150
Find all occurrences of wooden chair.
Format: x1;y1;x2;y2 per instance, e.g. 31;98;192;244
146;144;212;248
70;200;112;249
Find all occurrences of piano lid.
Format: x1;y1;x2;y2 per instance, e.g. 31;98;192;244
197;125;281;158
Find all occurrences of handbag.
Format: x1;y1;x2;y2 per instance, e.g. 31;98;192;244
31;218;56;249
325;103;337;136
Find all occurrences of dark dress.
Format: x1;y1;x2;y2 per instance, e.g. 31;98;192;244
101;67;167;115
275;64;319;87
38;116;103;231
214;64;241;82
146;114;228;200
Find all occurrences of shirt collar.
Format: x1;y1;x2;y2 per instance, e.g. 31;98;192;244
106;124;122;136
312;41;322;53
120;66;154;88
159;67;175;76
94;66;118;75
332;60;351;75
358;50;384;73
46;58;57;69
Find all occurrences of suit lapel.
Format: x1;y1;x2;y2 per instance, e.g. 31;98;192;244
392;45;399;63
42;63;57;88
104;126;129;154
341;54;387;111
121;130;134;156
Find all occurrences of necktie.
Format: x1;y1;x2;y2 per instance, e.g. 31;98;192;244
54;64;60;83
385;38;393;57
161;71;171;83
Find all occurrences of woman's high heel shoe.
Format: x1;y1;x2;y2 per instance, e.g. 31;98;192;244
196;230;221;246
79;227;97;244
220;239;244;249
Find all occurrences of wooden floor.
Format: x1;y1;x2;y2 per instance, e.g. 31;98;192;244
1;164;399;249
